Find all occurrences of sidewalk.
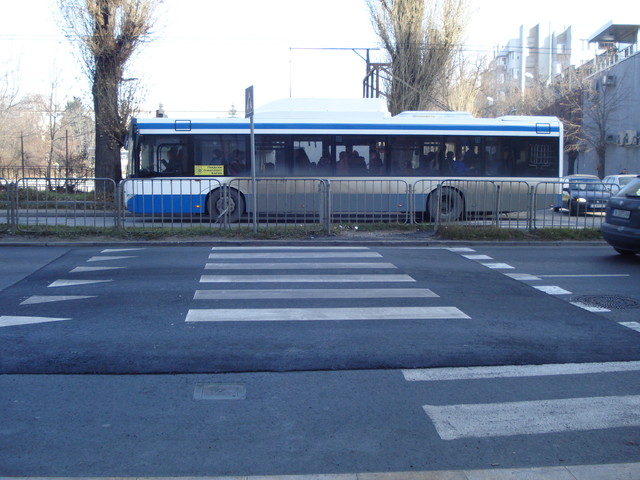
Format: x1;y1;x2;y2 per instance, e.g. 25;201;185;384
3;463;640;479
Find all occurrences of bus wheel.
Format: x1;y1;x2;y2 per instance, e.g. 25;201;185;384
426;188;464;222
208;188;245;223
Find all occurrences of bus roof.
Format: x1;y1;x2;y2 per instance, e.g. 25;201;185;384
132;98;562;137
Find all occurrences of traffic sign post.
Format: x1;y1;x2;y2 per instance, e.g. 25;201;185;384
246;86;257;232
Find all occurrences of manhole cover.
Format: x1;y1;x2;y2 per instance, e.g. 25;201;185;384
571;295;640;310
193;383;246;400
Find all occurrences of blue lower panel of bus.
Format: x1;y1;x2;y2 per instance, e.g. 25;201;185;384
127;194;207;214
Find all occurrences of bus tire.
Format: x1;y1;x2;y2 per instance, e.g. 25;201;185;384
426;188;464;222
208;188;245;223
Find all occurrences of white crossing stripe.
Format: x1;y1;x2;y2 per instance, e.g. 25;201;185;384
402;361;640;381
186;306;469;322
211;246;369;250
619;322;640;332
200;274;414;283
462;255;493;260
423;395;640;440
571;301;610;312
534;285;572;295
209;252;382;259
505;273;541;281
205;262;397;270
48;279;112;287
101;248;144;253
87;256;136;262
195;288;438;300
480;263;514;269
447;247;475;252
20;295;96;305
70;266;126;273
0;316;71;327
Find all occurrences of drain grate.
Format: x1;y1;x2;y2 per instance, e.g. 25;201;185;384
571;295;640;310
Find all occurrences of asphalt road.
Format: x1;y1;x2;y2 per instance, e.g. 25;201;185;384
1;243;639;477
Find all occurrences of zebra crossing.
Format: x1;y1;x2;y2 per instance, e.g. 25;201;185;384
404;361;640;441
187;246;470;324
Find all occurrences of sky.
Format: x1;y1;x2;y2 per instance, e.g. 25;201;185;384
1;0;639;117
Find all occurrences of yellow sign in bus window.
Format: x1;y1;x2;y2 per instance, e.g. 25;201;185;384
195;165;225;176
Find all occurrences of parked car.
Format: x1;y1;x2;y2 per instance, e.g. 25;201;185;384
601;176;640;256
555;175;611;215
603;174;638;194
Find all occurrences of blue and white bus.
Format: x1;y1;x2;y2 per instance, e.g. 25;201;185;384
123;98;563;222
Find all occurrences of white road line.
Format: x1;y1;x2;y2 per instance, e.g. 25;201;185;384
48;279;112;287
423;395;640;440
571;301;610;312
537;274;630;278
505;273;542;281
20;295;96;305
194;288;439;300
480;263;514;269
200;274;414;283
402;361;640;381
87;256;136;262
209;252;382;259
447;247;476;252
211;246;370;250
620;322;640;333
0;316;71;327
205;262;397;270
534;285;572;295
462;255;493;260
70;266;125;273
185;306;469;322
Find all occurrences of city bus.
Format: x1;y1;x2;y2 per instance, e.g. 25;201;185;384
122;98;563;222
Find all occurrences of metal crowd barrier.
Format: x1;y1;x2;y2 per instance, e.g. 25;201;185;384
1;176;609;235
0;178;8;233
6;178;117;234
120;177;224;232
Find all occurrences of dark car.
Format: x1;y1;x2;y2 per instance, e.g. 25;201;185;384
601;176;640;256
558;175;611;215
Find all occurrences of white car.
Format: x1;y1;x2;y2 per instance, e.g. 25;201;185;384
603;174;638;194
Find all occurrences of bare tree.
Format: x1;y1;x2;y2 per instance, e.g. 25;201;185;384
58;0;158;189
367;0;468;115
536;67;629;178
440;51;485;114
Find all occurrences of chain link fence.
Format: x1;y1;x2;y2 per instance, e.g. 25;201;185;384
1;176;609;235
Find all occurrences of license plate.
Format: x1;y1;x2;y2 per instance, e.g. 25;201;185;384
612;209;631;219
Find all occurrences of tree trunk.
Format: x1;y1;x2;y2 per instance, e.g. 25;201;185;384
596;145;606;179
93;56;122;193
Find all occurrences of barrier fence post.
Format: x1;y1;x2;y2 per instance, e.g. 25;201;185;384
408;183;415;224
8;181;17;235
494;184;501;228
115;182;123;232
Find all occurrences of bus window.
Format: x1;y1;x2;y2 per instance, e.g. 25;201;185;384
293;137;332;176
193;135;248;176
512;137;558;177
256;136;289;176
336;136;385;176
137;135;189;176
484;138;511;176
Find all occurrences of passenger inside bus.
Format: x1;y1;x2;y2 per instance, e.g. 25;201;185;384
368;151;384;175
